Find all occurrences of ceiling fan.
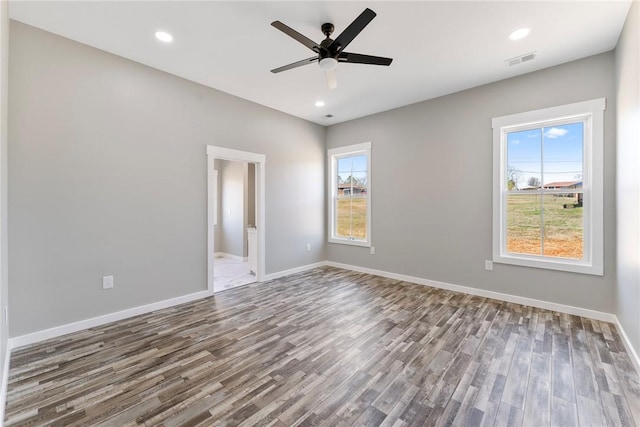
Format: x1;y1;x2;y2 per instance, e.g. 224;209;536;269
270;8;393;89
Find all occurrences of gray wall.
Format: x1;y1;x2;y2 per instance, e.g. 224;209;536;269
326;52;616;313
615;0;640;353
218;160;245;258
0;0;9;389
9;21;326;336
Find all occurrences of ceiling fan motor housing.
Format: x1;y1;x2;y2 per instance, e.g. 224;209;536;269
320;38;338;55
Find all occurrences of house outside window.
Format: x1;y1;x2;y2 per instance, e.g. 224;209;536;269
492;98;605;275
328;142;371;246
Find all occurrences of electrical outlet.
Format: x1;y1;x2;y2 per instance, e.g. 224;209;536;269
485;260;493;271
103;275;114;290
306;243;311;252
370;246;376;255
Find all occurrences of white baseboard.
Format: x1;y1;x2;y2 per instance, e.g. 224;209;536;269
214;252;247;262
0;342;10;427
263;262;328;282
326;261;616;323
9;261;325;350
614;317;640;376
9;290;213;350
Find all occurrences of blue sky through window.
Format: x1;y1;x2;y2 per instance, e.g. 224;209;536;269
337;154;367;185
507;122;583;188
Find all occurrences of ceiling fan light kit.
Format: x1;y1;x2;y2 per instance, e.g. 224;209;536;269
270;8;393;89
319;57;338;71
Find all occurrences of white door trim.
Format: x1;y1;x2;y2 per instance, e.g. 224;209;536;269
207;145;266;293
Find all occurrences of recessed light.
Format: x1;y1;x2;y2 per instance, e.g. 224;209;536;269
509;28;530;41
155;31;173;43
315;101;325;108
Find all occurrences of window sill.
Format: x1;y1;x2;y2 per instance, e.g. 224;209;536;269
493;254;603;276
329;238;371;248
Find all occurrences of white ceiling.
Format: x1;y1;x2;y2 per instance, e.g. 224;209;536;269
9;1;632;126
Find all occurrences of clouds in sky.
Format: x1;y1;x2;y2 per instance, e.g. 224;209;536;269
545;127;569;139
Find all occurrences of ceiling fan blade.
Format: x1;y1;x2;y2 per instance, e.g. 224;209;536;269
271;56;318;73
271;21;322;53
331;8;376;53
338;52;393;66
325;69;337;89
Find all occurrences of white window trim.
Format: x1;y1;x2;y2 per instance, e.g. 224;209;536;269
492;98;605;275
328;142;372;247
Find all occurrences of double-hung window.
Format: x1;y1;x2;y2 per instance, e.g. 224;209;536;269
328;142;371;246
492;98;605;275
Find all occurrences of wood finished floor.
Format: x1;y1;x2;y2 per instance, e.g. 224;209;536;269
5;267;640;426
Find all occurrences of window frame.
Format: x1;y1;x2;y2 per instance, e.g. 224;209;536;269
492;98;605;275
328;142;372;247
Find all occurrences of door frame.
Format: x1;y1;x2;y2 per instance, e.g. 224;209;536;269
207;145;266;293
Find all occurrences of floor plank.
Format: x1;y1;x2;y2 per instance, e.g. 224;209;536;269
4;267;640;426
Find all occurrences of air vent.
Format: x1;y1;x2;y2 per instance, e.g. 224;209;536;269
505;51;537;67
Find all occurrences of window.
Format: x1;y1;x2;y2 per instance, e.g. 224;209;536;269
328;142;371;246
492;98;605;275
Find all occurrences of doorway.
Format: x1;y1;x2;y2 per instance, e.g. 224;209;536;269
213;160;255;290
207;146;265;293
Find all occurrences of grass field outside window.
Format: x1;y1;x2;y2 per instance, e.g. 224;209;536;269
506;194;583;259
336;197;367;239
